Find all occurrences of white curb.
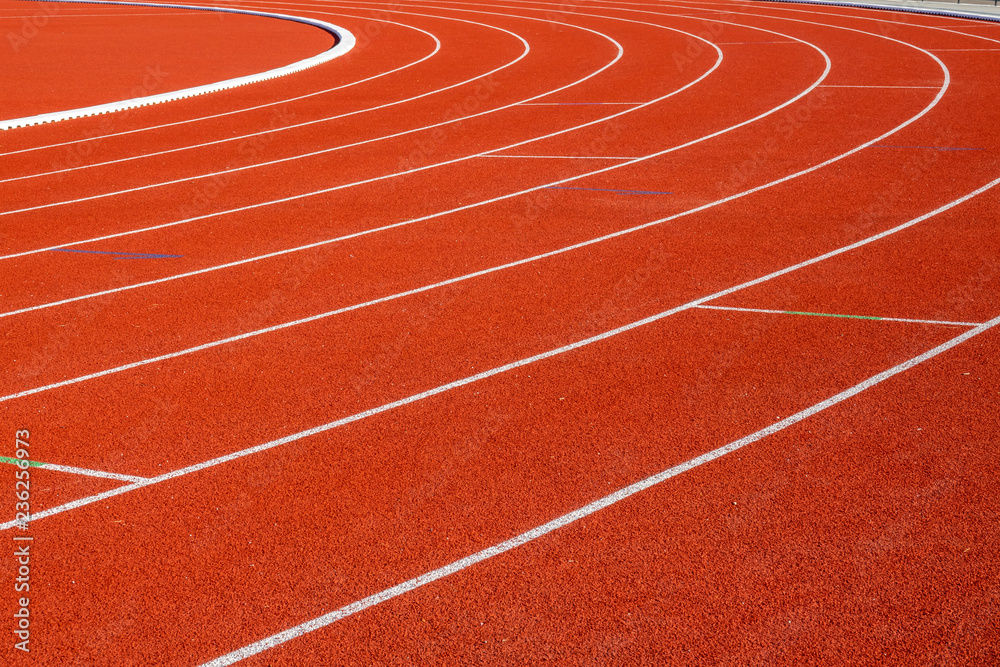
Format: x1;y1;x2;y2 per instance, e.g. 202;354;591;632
1;0;356;130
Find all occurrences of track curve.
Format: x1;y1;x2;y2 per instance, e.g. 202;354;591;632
0;0;997;664
0;0;356;129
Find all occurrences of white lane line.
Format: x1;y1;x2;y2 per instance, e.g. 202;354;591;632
818;84;940;88
0;0;356;130
0;457;147;483
0;13;441;159
923;23;1000;28
0;14;949;383
0;7;527;189
695;0;1000;24
200;308;1000;666
0;6;957;153
17;0;984;660
0;1;641;220
39;0;725;166
38;463;148;483
0;11;924;330
0;1;957;451
16;0;928;286
517;102;643;104
0;11;953;400
478;154;640;159
5;167;998;530
0;24;690;407
712;0;1000;42
1;10;831;290
0;14;813;319
694;304;982;327
0;10;720;262
0;28;683;319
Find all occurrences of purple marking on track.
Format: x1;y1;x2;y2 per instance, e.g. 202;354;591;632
51;248;183;259
872;145;985;151
545;186;672;195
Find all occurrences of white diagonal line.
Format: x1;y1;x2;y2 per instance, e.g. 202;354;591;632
201;309;1000;666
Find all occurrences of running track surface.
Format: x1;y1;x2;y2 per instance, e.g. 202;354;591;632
1;0;998;664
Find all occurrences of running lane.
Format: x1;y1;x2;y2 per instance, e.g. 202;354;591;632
0;1;997;664
0;0;334;118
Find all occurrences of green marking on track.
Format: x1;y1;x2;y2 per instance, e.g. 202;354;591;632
784;310;882;321
0;456;44;467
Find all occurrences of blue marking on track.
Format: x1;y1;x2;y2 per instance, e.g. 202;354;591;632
545;186;672;195
51;248;183;259
872;145;984;151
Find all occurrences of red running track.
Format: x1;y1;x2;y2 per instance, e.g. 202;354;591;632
0;0;998;664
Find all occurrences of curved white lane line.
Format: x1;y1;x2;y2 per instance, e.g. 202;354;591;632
2;4;991;661
593;0;1000;32
4;167;999;559
3;6;994;660
194;6;997;662
0;5;527;186
0;3;947;484
0;8;948;371
758;0;1000;24
0;11;935;397
0;4;946;466
0;11;441;158
1;5;915;324
0;0;356;130
712;0;1000;44
0;10;733;312
202;308;1000;666
0;0;824;260
0;3;631;246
